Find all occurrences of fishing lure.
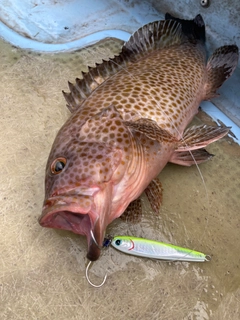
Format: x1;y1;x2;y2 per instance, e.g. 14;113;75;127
85;233;211;288
109;236;211;262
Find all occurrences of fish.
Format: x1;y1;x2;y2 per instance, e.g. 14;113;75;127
110;236;210;262
39;13;239;261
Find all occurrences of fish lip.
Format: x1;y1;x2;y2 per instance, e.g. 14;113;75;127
41;195;91;216
39;195;93;233
39;194;107;261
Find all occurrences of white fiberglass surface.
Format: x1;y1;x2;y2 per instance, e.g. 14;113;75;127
0;0;160;52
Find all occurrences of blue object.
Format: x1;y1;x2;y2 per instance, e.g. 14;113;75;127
0;0;161;52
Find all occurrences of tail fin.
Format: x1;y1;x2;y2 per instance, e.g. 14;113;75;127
204;45;239;100
165;12;205;42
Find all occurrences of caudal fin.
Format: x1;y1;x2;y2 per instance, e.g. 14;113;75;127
204;45;239;100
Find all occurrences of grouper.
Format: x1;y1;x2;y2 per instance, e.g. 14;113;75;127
39;13;239;261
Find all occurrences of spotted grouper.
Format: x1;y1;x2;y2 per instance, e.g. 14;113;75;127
39;13;239;261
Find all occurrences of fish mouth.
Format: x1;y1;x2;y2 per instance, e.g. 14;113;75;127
39;194;108;261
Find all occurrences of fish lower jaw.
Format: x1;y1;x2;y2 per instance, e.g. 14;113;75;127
39;206;93;236
39;194;96;236
39;203;108;261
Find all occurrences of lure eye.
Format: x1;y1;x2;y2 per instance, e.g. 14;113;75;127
51;157;67;174
115;239;122;246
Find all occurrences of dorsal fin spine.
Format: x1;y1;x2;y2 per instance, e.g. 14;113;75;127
125;19;183;53
63;19;183;112
75;78;87;98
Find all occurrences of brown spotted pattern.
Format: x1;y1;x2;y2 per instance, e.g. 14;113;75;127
67;42;206;140
42;37;207;259
44;106;135;202
39;15;238;261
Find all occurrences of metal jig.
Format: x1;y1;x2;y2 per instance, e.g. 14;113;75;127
85;260;107;288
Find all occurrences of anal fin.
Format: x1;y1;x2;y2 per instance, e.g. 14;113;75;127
120;198;142;223
145;178;163;214
169;149;214;166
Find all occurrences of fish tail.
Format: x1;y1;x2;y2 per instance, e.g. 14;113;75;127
204;45;239;100
165;12;205;42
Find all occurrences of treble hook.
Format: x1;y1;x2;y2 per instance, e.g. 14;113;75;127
85;260;107;288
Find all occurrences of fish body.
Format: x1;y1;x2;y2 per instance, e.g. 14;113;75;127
111;236;209;262
39;14;239;261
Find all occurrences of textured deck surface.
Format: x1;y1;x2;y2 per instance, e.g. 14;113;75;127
1;37;240;320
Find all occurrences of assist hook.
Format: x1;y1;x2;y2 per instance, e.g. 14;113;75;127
85;261;107;288
85;230;108;287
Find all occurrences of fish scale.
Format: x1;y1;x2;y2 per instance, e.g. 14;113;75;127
63;44;207;142
39;13;239;261
92;45;205;135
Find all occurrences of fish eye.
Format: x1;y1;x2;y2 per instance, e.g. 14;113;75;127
115;239;122;246
51;157;67;174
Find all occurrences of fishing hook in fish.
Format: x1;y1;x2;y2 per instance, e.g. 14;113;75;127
90;229;103;250
85;260;107;288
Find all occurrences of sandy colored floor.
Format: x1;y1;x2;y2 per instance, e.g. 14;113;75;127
0;37;240;320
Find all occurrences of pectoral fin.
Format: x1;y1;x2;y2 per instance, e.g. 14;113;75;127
125;118;177;143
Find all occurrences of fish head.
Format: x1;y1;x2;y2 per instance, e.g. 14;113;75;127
39;106;135;261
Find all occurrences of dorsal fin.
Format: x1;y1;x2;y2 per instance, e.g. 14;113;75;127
122;19;183;56
165;13;205;43
63;19;183;113
62;51;133;112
